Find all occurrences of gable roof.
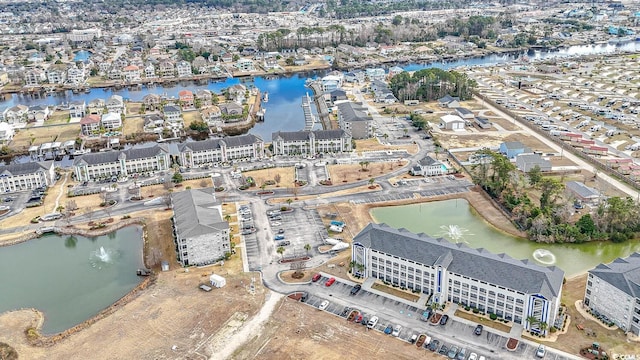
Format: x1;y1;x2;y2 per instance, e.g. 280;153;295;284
337;102;372;123
438;95;460;104
565;181;600;199
220;134;262;147
73;145;168;166
171;188;229;238
272;129;347;142
353;223;565;299
589;252;640;298
0;161;50;176
418;155;442;167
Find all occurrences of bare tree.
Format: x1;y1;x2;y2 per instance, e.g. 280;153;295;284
274;173;281;186
66;199;78;212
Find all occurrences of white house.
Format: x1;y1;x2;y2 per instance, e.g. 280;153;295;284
176;61;192;78
0;161;56;193
0;122;15;141
352;223;564;335
235;58;255;72
101;112;122;130
409;156;447;176
439;114;466;130
68;101;86;121
122;65;141;82
584;253;640;336
163;105;183;128
106;95;126;115
172;188;230;266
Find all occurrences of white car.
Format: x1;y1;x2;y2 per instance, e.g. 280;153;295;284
271;221;282;226
392;325;402;337
536;344;546;358
468;353;478;360
319;300;329;311
367;316;379;329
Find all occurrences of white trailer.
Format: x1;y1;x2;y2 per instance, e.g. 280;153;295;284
209;274;226;288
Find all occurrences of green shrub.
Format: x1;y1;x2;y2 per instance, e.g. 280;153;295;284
490;313;498;320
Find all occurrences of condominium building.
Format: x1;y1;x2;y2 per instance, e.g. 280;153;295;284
67;28;102;42
178;134;264;166
0;161;56;193
336;102;374;139
584;253;640;335
73;145;170;181
352;223;564;334
171;188;230;266
271;129;352;156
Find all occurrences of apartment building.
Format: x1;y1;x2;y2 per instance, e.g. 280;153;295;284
0;161;56;193
336;102;373;139
584;253;640;335
271;129;352;156
73;145;170;181
178;134;264;166
352;223;564;334
171;188;230;266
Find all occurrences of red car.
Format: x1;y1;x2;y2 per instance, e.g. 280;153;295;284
312;273;322;282
325;277;336;287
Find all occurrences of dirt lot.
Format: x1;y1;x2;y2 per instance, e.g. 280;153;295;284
232;297;442;360
327;161;407;184
354;139;419;155
243;167;295;189
11;124;79;152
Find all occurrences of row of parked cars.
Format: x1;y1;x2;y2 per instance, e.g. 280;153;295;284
268;209;291;246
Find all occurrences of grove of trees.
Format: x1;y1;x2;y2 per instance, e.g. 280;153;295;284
389;68;477;102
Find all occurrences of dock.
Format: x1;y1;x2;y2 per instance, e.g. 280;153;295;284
307;81;331;130
302;93;316;131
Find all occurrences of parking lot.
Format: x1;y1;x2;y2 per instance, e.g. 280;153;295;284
351;177;473;205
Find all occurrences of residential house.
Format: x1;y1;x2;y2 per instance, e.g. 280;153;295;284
584;253;640;335
142;94;162;111
25;69;45;86
371;80;397;104
455;107;475;121
336;102;373;139
195;89;213;107
409;156;447;176
73;145;170;182
27;105;50;122
80;114;101;136
226;84;246;104
565;181;601;205
263;57;279;70
106;95;126;115
0;161;56;193
108;67;122;80
439;114;466;130
294;57;306;66
178;134;264;166
143;114;165;134
68;101;86;121
67;66;85;85
438;95;461;108
144;64;156;78
159;61;175;77
499;141;531;159
321;74;342;93
192;56;207;72
101;113;122;130
329;89;348;104
351;223;564;334
2;105;29;125
365;68;386;82
46;66;66;84
176;61;192;78
220;53;233;63
163;105;183;128
388;66;404;79
515;153;551;172
200;105;222;125
0;122;15;141
271;130;352;156
122;65;141;82
171;188;230;266
87;98;106;115
179;90;195;110
344;70;365;83
475;116;492;129
235;58;255;72
218;103;244;122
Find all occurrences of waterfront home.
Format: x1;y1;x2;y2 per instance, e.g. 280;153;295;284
321;74;343;93
87;98;106;115
219;102;244;121
69;101;86;121
192;56;207;72
46;66;66;84
144;64;156;79
409;156;447;176
163;105;183;128
352;223;564;335
499;141;530;159
226;84;246;104
108;67;122;80
73;145;170;182
235;58;255;72
143;114;165;134
195;89;213;107
565;181;601;205
294;57;306;66
220;53;233;63
336;102;373;139
80;114;101;136
25;69;45;86
344;70;365;83
0;122;15;141
515;153;551;173
101;113;122;130
200;105;222;125
67;66;86;85
271;129;352;156
176;61;192;78
106;95;126;115
28;105;50;122
438;95;461;108
143;94;162;111
388;66;404;79
263;57;279;70
178;90;195;110
159;60;175;77
584;252;640;336
2;105;29;125
365;68;386;82
178;134;264;166
439;114;465;131
329;89;347;104
122;65;141;82
171;188;230;266
0;161;56;193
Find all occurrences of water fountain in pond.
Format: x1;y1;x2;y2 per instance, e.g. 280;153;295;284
97;246;110;262
532;249;557;265
90;246;115;268
439;225;472;243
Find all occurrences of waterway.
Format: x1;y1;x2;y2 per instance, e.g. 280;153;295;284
0;226;144;334
2;41;640;140
370;199;640;277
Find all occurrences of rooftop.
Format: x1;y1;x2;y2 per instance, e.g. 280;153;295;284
589;252;640;298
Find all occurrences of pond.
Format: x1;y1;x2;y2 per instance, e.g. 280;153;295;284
0;226;145;334
370;199;640;277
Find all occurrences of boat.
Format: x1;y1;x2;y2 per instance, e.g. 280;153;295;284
84;87;91;93
136;268;152;276
262;91;269;103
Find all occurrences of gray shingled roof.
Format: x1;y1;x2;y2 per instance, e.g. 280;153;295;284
566;181;600;199
418;155;441;167
124;145;168;160
73;145;167;166
589;253;640;298
456;107;473;116
172;188;229;238
163;105;180;113
0;161;49;176
337;102;372;123
353;223;565;299
221;134;262;147
502;141;526;150
314;129;347;140
272;131;311;142
179;138;223;152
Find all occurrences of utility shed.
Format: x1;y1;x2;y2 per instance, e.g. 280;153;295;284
209;273;226;288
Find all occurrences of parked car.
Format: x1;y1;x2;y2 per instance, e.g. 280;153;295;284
278;229;285;234
392;325;402;337
456;347;466;360
274;235;285;240
468;353;478;360
325;277;336;287
312;273;322;282
280;240;291;246
428;339;440;351
367;316;379;329
536;344;546;358
300;292;308;302
474;324;483;336
350;284;362;295
361;316;368;326
319;300;329;311
271;221;282;226
438;345;448;356
440;314;449;325
409;334;418;344
384;325;393;335
447;345;459;359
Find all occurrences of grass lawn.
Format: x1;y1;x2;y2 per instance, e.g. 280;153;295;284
243;167;295;189
11;123;79;152
45;110;70;125
182;111;202;128
123;115;144;135
454;309;512;333
371;282;420;302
